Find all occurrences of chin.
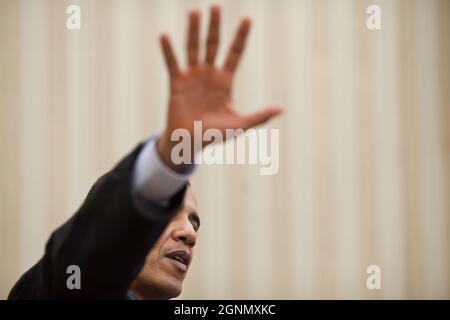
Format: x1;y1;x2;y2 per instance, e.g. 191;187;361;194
159;275;183;299
142;281;181;300
133;273;183;300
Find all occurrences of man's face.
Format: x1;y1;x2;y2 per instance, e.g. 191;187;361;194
131;187;200;299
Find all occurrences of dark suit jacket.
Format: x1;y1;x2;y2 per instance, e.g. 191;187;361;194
8;142;187;299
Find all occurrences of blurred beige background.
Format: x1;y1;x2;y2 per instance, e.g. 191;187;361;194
0;0;449;299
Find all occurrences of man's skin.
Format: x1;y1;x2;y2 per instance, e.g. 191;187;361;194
129;5;282;299
131;187;199;299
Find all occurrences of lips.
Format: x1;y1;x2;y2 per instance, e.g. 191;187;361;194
166;249;191;272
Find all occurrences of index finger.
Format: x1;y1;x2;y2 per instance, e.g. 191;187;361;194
223;18;251;73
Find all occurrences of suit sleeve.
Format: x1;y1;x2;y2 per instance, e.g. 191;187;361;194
8;142;187;299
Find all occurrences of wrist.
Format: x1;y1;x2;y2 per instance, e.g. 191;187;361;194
157;131;175;170
157;130;190;173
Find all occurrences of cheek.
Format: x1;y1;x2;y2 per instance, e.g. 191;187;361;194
140;249;166;281
146;233;171;266
145;249;160;267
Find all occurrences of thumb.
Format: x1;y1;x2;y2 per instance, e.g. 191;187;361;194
242;105;283;130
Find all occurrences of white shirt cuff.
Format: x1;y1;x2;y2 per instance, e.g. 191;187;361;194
132;135;195;207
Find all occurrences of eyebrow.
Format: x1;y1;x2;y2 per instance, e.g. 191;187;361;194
189;211;201;230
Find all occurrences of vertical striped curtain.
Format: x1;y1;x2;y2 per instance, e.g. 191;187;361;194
0;0;448;299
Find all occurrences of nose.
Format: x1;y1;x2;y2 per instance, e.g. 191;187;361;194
171;217;197;247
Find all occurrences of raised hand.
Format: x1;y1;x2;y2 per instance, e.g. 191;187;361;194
158;5;282;171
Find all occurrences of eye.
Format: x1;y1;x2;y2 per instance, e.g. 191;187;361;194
188;212;200;231
191;222;199;232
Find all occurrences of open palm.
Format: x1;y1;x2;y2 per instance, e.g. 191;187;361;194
160;6;282;142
